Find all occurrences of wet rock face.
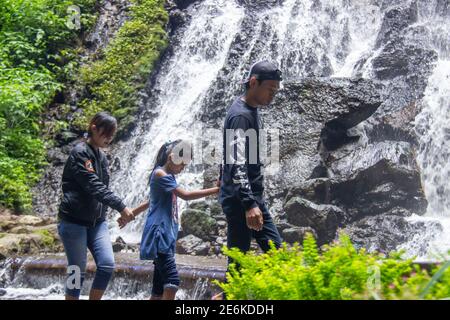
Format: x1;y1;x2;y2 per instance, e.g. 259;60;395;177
236;0;285;11
372;41;437;83
262;78;383;190
368;101;421;146
342;213;443;254
276;76;427;248
273;1;436;251
171;0;202;10
327;142;428;219
282;145;428;248
165;0;201;34
375;2;418;49
84;0;131;55
284;197;345;245
176;235;211;256
363;1;438;123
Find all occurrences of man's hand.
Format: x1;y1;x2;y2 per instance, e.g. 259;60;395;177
245;206;263;231
117;207;134;229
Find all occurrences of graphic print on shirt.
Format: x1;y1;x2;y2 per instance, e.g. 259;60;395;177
171;192;178;224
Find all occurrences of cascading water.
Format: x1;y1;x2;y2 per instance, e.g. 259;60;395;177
110;0;245;243
402;1;450;260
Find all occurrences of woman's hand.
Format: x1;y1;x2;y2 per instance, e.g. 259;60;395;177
117;207;134;229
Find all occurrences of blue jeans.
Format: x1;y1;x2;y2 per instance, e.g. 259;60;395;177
57;219;115;298
152;253;180;296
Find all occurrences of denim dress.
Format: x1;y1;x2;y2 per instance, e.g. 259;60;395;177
140;167;179;260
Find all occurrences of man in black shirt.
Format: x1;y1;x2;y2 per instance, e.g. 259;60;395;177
220;60;283;257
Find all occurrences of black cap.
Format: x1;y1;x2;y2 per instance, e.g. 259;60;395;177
242;60;283;84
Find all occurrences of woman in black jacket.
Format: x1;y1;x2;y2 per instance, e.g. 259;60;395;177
57;112;134;300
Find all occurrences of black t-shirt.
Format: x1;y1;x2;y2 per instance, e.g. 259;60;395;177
219;97;264;212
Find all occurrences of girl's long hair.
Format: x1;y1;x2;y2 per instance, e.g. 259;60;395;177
149;139;192;180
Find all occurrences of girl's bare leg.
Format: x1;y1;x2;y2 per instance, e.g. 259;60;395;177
89;288;105;300
161;287;177;300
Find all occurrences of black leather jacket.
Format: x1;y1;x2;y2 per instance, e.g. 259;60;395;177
58;141;125;227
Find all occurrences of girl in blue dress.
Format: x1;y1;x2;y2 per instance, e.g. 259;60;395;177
119;139;219;300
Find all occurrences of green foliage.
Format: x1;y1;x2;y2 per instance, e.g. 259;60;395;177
217;233;450;300
0;0;168;211
34;228;55;248
0;0;97;211
74;0;168;131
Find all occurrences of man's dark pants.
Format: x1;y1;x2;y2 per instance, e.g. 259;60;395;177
222;199;282;256
218;199;282;298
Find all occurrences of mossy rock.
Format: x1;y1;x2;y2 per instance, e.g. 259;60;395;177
33;229;56;248
17;215;45;227
0;226;61;258
181;209;218;241
188;201;209;212
188;201;223;217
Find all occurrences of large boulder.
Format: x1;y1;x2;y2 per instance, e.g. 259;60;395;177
368;101;421;146
261;78;383;197
327;141;428;220
176;235;211;256
281;226;317;245
284;197;346;245
180;209;218;241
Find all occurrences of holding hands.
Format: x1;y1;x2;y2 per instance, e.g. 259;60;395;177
118;201;150;229
117;170;221;229
117;207;135;229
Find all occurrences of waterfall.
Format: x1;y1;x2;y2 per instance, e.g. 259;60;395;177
403;1;450;260
110;0;245;243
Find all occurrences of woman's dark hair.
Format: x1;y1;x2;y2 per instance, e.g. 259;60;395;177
87;112;117;138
